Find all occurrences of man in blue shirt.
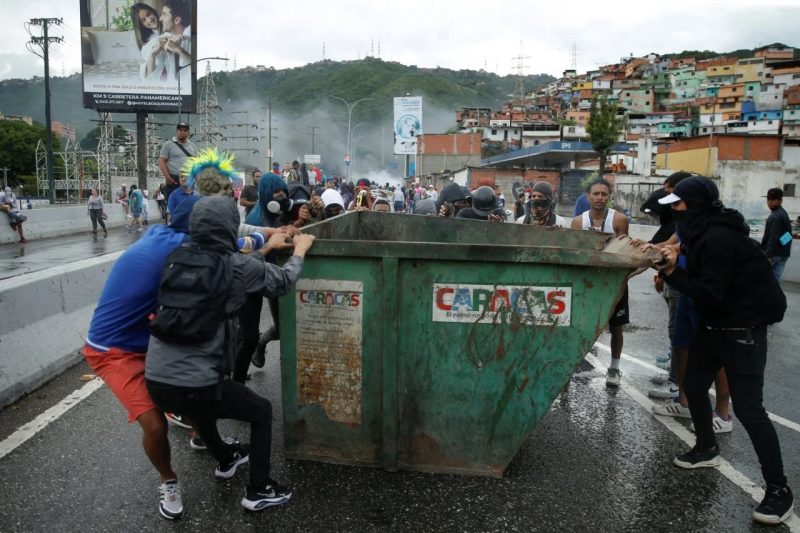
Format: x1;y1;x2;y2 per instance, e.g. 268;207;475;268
165;174;196;224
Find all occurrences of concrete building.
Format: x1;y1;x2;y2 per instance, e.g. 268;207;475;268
655;134;797;218
51;121;76;143
415;133;481;176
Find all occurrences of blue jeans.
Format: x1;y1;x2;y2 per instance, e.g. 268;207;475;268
770;255;788;283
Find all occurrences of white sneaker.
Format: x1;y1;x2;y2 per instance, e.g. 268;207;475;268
652;399;692;418
158;480;183;520
648;384;679;399
690;412;734;434
605;368;621;387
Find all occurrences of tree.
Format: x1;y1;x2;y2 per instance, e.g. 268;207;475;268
79;125;129;151
0;120;62;186
586;95;625;176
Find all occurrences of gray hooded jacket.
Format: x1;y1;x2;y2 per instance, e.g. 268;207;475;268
145;196;304;387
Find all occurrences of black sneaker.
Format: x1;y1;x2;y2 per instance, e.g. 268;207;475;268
214;443;249;479
251;326;276;368
673;444;721;469
189;433;239;451
753;484;794;525
241;479;293;511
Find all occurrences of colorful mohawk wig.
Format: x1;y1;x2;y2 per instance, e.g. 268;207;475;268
181;147;238;191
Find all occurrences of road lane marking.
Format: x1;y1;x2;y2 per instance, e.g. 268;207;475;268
0;378;104;460
594;341;800;435
586;351;800;531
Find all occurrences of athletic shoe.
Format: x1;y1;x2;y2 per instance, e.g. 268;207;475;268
690;412;734;434
652;399;692;418
189;432;240;451
251;326;276;368
605;368;621;387
656;358;670;371
158;479;183;520
165;412;191;429
241;479;293;511
655;350;671;366
753;484;794;525
650;372;670;385
215;444;249;479
673;444;721;469
648;384;679;400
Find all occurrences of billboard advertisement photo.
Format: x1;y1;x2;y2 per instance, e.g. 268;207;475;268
79;0;197;113
393;96;422;155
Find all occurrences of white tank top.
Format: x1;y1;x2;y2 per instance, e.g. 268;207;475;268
581;208;617;233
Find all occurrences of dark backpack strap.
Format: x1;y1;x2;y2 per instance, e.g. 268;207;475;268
172;141;193;158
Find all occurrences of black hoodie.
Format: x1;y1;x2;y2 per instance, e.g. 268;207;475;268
146;196;306;388
435;182;467;214
664;208;786;327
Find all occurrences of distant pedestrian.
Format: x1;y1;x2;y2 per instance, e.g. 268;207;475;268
129;184;144;232
141;189;150;225
87;187;108;237
392;186;405;212
239;169;261;217
155;185;167;219
0;186;27;243
116;184;130;217
761;187;792;282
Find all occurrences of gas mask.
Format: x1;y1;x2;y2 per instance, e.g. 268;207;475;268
529;198;551;222
267;193;292;214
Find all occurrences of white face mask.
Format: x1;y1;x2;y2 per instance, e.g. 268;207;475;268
267;197;293;214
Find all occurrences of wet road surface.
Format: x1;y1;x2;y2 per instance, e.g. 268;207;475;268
0;225;150;280
0;253;798;531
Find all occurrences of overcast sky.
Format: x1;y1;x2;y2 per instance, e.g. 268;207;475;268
2;0;799;81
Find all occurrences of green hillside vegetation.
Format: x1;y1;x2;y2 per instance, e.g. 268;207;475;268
0;58;555;143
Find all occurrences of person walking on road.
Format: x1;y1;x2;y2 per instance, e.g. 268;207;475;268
87;187;107;237
761;187;792;283
0;186;27;243
656;175;792;526
571;178;629;387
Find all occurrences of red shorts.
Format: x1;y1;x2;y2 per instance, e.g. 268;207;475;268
83;345;158;423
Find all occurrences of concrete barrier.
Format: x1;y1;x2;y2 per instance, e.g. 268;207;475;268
0;200;162;245
0;252;121;408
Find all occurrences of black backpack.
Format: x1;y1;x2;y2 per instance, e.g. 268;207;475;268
150;243;232;344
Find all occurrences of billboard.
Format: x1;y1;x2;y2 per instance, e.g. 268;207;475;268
393;96;422;155
79;0;197;113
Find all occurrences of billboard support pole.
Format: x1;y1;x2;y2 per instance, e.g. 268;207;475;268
136;112;147;190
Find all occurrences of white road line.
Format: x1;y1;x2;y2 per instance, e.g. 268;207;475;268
0;378;105;460
586;351;800;531
594;341;800;434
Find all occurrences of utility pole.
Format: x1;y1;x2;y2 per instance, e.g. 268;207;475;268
264;98;278;169
0;167;9;189
27;17;63;203
309;126;319;153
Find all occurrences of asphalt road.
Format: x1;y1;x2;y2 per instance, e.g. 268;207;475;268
0;266;797;532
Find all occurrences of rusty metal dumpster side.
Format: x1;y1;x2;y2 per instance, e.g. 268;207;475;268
279;212;654;476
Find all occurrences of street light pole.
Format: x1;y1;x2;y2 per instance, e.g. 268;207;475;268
328;95;373;178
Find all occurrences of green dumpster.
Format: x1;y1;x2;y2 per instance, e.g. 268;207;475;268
279;211;656;477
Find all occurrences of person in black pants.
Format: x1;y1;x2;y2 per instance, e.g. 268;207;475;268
145;195;315;513
655;176;792;526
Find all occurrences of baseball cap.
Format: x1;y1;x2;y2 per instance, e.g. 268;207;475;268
766;187;783;200
176;122;190;129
